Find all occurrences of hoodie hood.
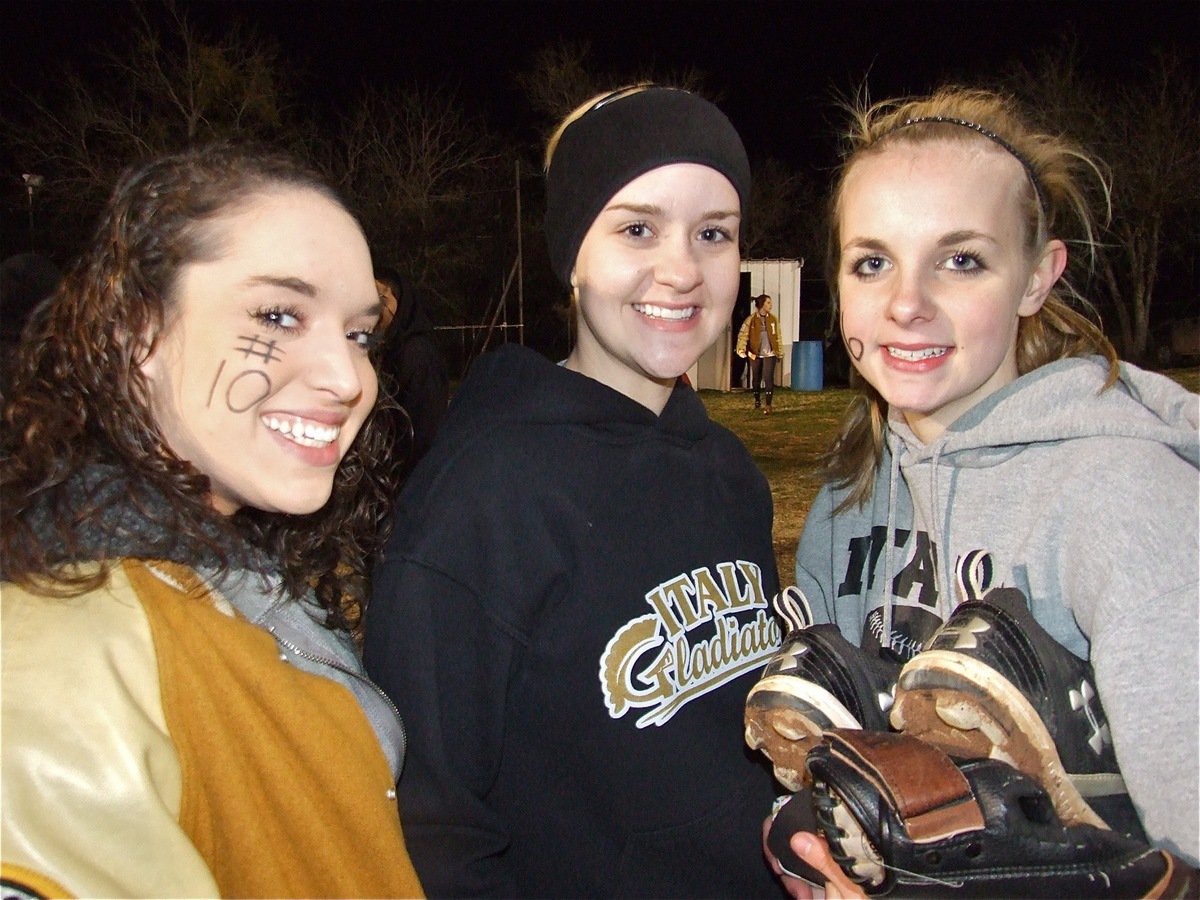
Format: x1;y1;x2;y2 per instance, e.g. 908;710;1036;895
867;356;1197;655
440;343;715;444
888;356;1199;468
380;274;434;343
378;276;435;384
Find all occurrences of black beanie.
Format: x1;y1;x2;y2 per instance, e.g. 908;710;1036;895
543;87;751;286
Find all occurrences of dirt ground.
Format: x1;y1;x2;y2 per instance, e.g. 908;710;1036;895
702;385;854;584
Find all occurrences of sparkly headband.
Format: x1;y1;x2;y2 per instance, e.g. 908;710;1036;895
891;115;1047;216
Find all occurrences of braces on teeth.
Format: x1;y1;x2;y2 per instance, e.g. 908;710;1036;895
888;346;948;361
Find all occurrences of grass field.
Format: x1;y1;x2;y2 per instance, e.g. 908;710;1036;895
703;366;1199;584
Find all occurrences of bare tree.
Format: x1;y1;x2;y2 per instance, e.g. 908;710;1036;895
514;39;710;143
3;0;296;255
514;40;605;126
329;84;505;321
742;156;822;261
1006;45;1200;363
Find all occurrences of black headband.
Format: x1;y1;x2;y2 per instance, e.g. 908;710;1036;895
544;86;751;286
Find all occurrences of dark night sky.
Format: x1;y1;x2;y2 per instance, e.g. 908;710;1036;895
2;1;1196;346
5;0;1197;175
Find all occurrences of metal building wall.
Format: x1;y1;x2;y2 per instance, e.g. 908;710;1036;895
690;258;804;390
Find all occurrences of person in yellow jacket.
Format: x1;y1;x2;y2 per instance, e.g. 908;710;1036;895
1;143;423;899
736;294;782;413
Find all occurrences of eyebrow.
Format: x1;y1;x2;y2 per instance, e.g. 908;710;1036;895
938;229;998;247
246;275;383;319
602;202;741;219
841;237;887;252
244;275;318;296
842;230;999;252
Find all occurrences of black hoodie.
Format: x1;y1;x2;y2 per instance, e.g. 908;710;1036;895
366;344;785;898
377;276;449;476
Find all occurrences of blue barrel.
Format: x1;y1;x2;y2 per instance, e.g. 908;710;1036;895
792;340;824;391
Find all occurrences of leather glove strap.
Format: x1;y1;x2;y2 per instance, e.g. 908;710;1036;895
825;729;986;843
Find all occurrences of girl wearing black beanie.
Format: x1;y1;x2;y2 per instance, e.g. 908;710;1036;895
367;86;785;898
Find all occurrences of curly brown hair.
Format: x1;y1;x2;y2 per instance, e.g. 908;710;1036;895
822;86;1119;511
1;142;401;631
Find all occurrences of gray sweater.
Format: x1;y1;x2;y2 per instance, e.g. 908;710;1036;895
795;356;1199;863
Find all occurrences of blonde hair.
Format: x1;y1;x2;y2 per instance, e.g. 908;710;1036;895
824;86;1119;510
543;84;652;171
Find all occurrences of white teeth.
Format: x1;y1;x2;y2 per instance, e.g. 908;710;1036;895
263;416;340;447
887;346;949;362
633;303;696;321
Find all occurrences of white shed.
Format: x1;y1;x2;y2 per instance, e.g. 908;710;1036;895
689;258;804;391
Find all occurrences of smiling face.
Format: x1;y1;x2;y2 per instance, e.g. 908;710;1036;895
566;163;741;412
141;187;380;515
836;139;1065;442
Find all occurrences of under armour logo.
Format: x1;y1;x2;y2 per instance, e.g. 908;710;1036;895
775;641;812;671
934;615;991;651
1069;678;1109;755
236;334;285;364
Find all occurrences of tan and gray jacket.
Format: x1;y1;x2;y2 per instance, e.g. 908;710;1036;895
736;311;782;357
2;558;424;898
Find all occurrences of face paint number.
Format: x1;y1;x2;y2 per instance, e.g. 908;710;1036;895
236;334;284;364
207;334;280;412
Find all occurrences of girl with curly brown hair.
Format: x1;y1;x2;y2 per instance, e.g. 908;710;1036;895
1;143;423;897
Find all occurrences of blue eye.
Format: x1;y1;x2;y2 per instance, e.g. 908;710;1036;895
943;251;984;273
851;255;889;277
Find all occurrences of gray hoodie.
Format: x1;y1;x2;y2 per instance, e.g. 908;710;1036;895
795;356;1199;863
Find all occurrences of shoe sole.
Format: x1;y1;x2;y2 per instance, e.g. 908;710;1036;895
891;650;1108;830
745;675;863;791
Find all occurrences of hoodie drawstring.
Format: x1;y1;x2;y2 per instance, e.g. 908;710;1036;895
881;443;901;653
928;442;952;620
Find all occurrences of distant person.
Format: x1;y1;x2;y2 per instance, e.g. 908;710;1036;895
747;86;1198;896
0;252;61;400
737;293;782;413
365;85;785;897
1;143;423;897
374;265;450;479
